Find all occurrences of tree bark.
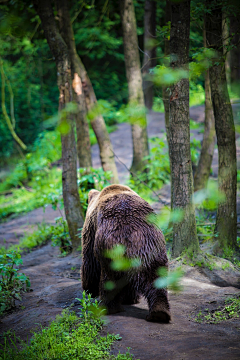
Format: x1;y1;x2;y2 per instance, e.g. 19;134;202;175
169;0;199;258
120;0;149;173
205;3;237;249
57;0;92;170
142;0;156;110
194;29;215;191
58;1;118;183
222;13;230;84
35;0;84;251
230;15;240;84
163;0;171;148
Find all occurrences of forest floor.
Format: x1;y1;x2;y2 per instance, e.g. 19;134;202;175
1;105;240;359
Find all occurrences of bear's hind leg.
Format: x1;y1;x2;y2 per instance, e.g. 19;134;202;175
99;269;125;315
139;269;171;323
121;284;140;305
144;285;171;323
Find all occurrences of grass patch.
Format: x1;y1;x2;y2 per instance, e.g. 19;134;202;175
0;296;136;360
0;167;62;221
0;217;74;258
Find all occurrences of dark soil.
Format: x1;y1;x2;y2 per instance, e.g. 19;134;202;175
1;105;240;359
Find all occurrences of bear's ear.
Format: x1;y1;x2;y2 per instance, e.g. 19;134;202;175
88;189;100;204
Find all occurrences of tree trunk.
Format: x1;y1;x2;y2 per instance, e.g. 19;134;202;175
142;0;156;110
35;0;84;251
205;4;237;249
120;0;149;173
57;0;92;170
57;0;118;183
169;0;199;258
230;15;240;84
222;13;230;84
77;68;119;184
194;29;215;191
163;0;171;148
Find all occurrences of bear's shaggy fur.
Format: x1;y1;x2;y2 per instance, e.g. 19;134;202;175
81;184;171;322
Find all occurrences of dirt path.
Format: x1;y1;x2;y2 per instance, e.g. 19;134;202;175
0;243;239;359
1;105;240;359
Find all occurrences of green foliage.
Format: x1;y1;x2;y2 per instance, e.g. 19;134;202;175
189;83;205;107
221;245;240;269
190;119;201;130
21;218;71;256
152;65;188;86
0;168;62;220
51;217;72;256
128;137;170;201
148;207;184;234
17;222;56;250
237;169;240;183
193;180;226;211
190;48;215;81
0;111;113;220
77;291;106;326
0;130;61;192
190;137;201;164
78;167;112;215
0;219;71;257
0;306;135;360
0;250;30;314
154;267;183;292
196;221;215;243
152;97;165;113
105;245;141;272
194;294;240;324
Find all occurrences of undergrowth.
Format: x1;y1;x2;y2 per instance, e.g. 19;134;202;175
0;251;30;315
0;166;111;222
0;293;136;360
0;168;62;220
0;217;73;257
194;293;240;324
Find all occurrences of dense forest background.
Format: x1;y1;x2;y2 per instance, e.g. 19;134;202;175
0;0;208;160
1;0;240;358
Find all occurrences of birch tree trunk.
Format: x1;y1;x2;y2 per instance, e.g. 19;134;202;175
35;0;84;251
169;0;199;257
142;0;156;110
194;29;215;191
120;0;149;173
205;3;237;249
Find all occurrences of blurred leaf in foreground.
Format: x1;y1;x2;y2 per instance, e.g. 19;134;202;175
154;267;183;292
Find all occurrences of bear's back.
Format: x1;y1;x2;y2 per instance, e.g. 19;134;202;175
95;191;165;260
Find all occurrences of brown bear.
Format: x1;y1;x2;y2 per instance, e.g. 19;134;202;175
81;184;171;323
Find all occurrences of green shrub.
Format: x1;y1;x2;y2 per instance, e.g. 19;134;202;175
51;217;72;256
0;251;30;314
194;294;240;324
78;167;112;215
0;299;136;360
